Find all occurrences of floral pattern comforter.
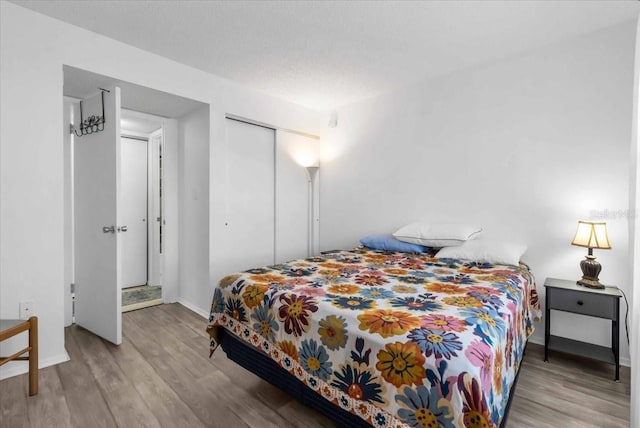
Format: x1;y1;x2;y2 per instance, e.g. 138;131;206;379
207;248;541;428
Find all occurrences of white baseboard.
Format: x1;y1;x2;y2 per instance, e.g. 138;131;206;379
0;351;70;381
178;299;209;319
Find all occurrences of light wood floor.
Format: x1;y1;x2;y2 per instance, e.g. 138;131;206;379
0;303;630;427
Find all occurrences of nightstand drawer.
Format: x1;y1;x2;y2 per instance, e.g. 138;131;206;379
548;288;615;319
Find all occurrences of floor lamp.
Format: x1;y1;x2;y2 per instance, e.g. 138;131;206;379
305;166;319;257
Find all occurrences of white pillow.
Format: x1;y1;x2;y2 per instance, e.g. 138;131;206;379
435;239;527;266
393;222;482;248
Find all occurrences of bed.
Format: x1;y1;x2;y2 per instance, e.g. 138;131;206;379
207;248;541;427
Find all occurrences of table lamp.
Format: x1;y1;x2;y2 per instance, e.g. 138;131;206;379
571;221;611;289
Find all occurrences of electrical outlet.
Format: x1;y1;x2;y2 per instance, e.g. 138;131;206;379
19;301;34;319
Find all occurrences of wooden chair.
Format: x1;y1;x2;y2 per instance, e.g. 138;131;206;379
0;316;38;396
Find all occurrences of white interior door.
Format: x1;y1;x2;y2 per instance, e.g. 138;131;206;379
225;118;275;272
74;86;122;345
121;137;148;288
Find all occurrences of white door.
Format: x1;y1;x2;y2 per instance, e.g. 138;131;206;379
121;137;148;288
74;87;122;345
225;119;275;272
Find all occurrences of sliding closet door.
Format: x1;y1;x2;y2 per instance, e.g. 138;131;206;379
225;118;275;272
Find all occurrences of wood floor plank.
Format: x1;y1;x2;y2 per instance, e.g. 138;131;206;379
158;305;309;414
125;309;213;379
515;374;629;427
197;370;296;428
0;373;30;428
107;338;207;428
26;366;73;428
1;303;631;428
513;345;630;428
55;328;117;428
127;307;306;427
71;326;162;428
123;311;250;428
187;332;297;411
508;398;588;428
161;303;212;336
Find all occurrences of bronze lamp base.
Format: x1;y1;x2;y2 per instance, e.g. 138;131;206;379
577;254;605;289
577;278;605;289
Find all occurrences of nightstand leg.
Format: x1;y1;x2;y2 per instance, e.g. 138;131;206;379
613;300;620;382
544;290;550;362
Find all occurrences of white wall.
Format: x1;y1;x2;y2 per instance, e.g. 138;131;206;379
0;2;322;378
629;16;640;428
320;22;636;364
177;106;210;311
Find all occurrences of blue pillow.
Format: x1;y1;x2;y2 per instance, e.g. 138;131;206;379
360;234;426;254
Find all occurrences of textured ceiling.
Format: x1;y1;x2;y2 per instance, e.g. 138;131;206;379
12;1;640;110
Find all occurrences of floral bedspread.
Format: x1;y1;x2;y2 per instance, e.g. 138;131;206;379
207;248;541;428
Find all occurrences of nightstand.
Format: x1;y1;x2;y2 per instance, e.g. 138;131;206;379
544;277;621;381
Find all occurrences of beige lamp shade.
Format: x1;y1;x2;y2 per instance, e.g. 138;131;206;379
571;221;611;249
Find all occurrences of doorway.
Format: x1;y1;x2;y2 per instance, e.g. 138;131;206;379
63;65;208;344
119;111;165;312
120;135;149;290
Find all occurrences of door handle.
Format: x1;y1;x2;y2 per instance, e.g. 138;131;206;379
102;225;115;234
118;226;128;232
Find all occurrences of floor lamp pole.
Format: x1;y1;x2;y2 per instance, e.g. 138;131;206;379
305;166;319;257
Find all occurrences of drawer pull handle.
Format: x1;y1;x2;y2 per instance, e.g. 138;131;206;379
577;300;584;306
